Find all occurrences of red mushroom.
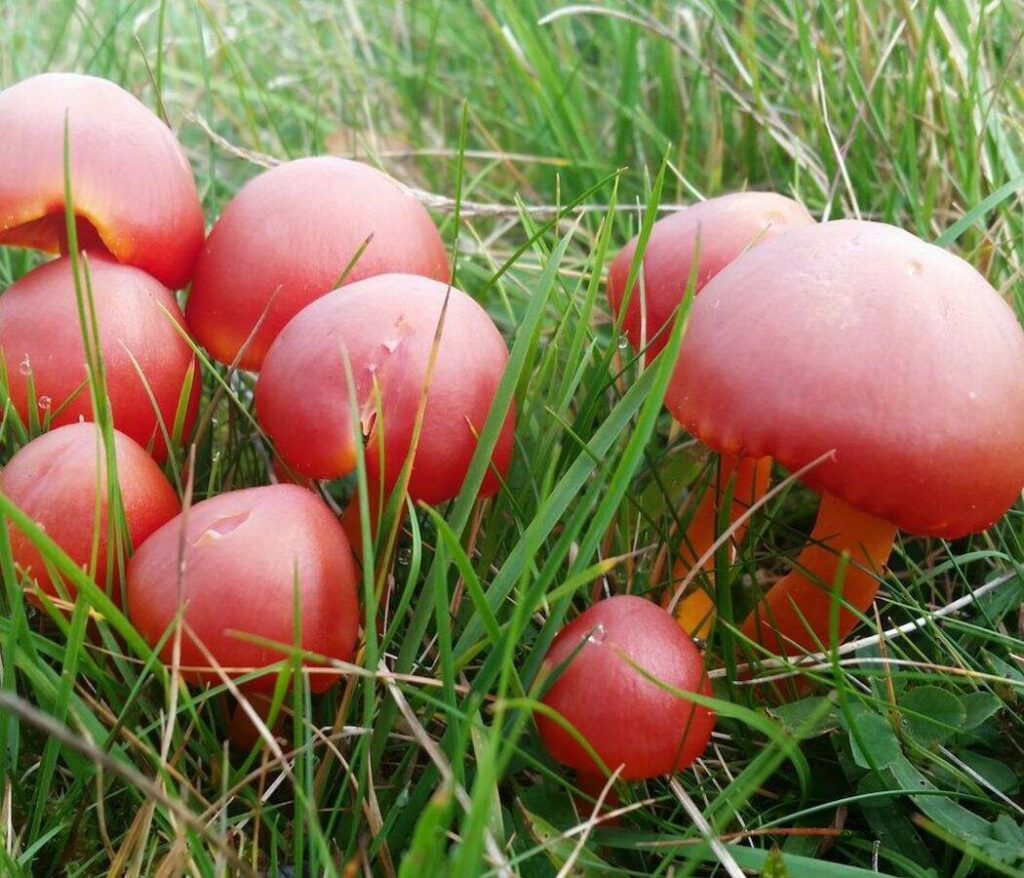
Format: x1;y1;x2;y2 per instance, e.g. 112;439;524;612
607;192;813;360
667;220;1024;660
0;73;205;290
126;484;359;694
0;423;180;604
607;193;813;637
0;254;200;461
255;274;514;506
186;157;449;371
537;595;714;782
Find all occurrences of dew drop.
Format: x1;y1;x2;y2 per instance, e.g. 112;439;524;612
397;548;412;566
905;259;923;276
37;395;51;411
587;623;607;644
18;356;31;376
617;335;629;349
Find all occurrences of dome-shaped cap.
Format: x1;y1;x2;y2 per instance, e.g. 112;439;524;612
0;73;205;289
667;220;1024;538
608;192;813;359
537;595;714;780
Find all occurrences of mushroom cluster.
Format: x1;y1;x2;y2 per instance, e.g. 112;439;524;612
1;67;1023;824
0;73;511;707
608;202;1024;676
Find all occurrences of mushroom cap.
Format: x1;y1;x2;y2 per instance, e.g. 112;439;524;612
126;484;359;694
0;73;205;290
255;274;514;505
0;253;200;461
667;220;1024;538
607;192;813;359
0;423;180;603
186;156;450;371
537;595;714;780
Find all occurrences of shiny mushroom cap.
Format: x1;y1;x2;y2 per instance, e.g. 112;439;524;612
0;423;180;602
537;595;714;780
668;220;1024;537
126;484;359;694
0;253;199;461
255;273;514;505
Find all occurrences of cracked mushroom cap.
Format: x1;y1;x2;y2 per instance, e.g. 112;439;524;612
667;220;1024;538
255;274;514;504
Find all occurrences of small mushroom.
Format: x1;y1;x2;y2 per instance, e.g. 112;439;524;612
0;73;205;290
608;193;812;636
0;423;180;604
667;220;1024;659
126;484;359;694
255;274;514;506
186;157;449;371
537;595;714;782
0;254;200;461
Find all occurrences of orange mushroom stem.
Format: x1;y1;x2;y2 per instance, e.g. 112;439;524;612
740;491;897;658
668;454;772;638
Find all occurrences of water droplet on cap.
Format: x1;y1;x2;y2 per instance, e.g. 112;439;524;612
18;356;31;376
37;396;51;411
617;335;629;349
397;548;412;566
587;623;607;644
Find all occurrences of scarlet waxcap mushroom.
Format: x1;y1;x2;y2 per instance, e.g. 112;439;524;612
0;73;205;290
126;484;359;694
0;423;180;603
0;254;200;461
186;157;449;371
537;596;714;780
668;220;1024;656
255;274;514;505
607;192;813;360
